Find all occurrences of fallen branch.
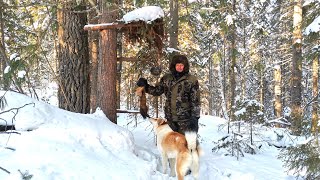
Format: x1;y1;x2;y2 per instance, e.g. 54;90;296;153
0;103;34;145
4;147;16;151
0;131;21;135
0;166;10;174
0;103;35;115
0;103;34;133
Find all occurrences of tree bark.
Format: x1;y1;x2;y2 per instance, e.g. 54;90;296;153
88;1;99;112
57;0;90;113
208;46;213;115
169;0;179;49
311;55;318;136
290;0;303;135
274;65;282;125
229;0;236;125
98;1;118;123
0;2;8;90
259;69;265;112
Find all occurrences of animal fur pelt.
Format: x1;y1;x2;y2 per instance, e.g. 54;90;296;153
135;86;150;119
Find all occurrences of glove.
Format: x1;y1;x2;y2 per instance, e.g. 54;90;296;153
136;78;148;87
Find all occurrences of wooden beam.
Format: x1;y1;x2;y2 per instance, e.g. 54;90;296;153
117;57;147;62
84;22;137;31
117;109;140;114
84;21;163;31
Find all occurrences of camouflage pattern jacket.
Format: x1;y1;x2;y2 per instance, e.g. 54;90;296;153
146;73;200;122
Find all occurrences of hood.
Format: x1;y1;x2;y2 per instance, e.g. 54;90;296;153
169;55;190;74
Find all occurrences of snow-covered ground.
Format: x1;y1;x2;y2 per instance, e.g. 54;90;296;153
0;91;298;180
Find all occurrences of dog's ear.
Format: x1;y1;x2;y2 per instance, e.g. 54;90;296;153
149;118;156;123
157;118;166;125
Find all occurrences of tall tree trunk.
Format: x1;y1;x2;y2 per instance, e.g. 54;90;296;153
241;23;246;101
57;0;90;113
217;64;228;120
209;49;213;115
223;37;227;118
259;68;265;111
311;55;318;137
229;0;236;126
276;0;290;113
0;2;9;90
0;3;5;88
291;0;303;135
88;1;99;112
169;0;178;49
98;1;118;123
116;0;124;110
274;65;282;125
116;39;122;110
222;35;230;132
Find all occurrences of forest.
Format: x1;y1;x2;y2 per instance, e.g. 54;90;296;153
1;0;319;134
0;0;319;176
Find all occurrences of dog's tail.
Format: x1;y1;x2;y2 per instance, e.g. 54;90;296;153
185;131;200;178
185;131;197;151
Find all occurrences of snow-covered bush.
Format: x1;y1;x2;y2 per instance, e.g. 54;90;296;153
234;99;265;124
212;131;263;159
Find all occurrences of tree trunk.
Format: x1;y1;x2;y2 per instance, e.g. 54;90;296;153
116;40;122;110
57;0;90;113
98;1;118;123
311;55;318;136
209;51;213;115
169;0;178;49
217;64;228;120
0;2;9;91
274;65;282;127
229;0;236;125
259;70;265;112
0;3;5;88
291;0;303;135
241;24;246;101
88;1;99;112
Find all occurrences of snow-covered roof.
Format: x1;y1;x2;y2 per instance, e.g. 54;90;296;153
121;6;164;24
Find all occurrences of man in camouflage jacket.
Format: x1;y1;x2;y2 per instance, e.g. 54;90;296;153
137;54;200;134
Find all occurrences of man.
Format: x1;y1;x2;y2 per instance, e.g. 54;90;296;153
136;54;201;134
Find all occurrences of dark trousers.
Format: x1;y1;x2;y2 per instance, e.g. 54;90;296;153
167;119;199;135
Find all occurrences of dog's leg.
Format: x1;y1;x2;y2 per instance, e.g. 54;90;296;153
169;158;176;177
190;150;199;180
176;152;191;180
161;152;168;174
185;131;200;179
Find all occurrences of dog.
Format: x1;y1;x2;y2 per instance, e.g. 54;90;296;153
149;118;200;180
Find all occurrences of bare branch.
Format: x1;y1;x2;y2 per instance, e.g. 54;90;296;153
0;103;35;115
0;166;10;174
0;91;8;110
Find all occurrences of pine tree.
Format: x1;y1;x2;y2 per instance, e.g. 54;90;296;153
290;0;303;135
57;0;90;113
278;138;320;179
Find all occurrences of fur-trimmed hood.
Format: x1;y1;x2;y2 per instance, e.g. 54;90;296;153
169;55;190;74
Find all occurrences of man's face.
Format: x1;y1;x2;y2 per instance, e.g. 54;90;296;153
175;63;184;73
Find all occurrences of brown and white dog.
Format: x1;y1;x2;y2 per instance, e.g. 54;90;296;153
149;118;200;180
